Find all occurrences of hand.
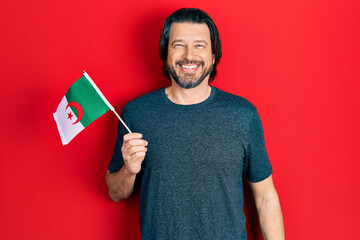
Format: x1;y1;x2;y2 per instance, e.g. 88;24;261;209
121;133;148;176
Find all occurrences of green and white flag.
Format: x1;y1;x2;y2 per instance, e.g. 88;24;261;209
53;72;131;145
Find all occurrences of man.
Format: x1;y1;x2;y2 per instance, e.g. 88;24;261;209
106;8;285;240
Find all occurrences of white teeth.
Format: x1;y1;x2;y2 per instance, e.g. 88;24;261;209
181;65;198;69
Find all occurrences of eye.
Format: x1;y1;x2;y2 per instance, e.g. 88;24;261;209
195;44;205;48
174;43;184;48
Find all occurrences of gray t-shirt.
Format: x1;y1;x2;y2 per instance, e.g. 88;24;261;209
109;86;272;240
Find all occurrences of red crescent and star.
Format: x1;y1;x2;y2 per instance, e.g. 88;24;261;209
65;101;83;124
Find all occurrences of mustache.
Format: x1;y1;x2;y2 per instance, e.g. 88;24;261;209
176;60;205;66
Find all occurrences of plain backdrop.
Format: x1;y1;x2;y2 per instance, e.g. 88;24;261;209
1;0;359;239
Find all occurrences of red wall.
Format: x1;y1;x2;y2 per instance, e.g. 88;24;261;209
1;0;359;239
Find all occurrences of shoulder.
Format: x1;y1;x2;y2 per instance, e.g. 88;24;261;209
213;87;258;117
123;88;163;109
122;88;164;115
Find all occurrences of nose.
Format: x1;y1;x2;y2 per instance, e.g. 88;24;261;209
182;46;195;61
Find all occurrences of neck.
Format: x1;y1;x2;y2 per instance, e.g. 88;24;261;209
165;79;212;105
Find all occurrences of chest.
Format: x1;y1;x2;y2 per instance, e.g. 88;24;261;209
134;110;247;177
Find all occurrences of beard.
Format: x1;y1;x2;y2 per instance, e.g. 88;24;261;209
166;60;213;89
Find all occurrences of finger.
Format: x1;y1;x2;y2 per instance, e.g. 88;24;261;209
128;146;148;155
132;151;146;161
123;139;146;153
126;139;148;148
123;133;143;142
123;144;147;156
127;151;146;163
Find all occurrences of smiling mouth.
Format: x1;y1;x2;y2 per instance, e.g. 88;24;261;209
178;64;200;73
181;64;198;69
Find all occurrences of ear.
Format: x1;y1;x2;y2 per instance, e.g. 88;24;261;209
212;54;215;65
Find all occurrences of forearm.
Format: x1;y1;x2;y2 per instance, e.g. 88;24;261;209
256;194;285;240
105;166;136;202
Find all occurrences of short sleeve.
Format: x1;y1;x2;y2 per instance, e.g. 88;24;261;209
108;111;129;173
243;108;273;182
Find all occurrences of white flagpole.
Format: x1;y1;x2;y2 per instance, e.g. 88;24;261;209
111;108;132;134
83;71;132;133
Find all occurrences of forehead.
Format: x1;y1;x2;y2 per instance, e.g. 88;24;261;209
169;22;211;42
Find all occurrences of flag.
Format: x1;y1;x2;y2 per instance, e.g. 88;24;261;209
53;72;112;145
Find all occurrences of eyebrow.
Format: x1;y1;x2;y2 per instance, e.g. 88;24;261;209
170;39;209;45
194;40;208;45
171;39;184;45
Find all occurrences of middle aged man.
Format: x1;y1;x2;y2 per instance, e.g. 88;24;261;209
106;8;285;240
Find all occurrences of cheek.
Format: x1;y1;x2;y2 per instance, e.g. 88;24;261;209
199;50;213;63
167;52;178;63
203;55;214;65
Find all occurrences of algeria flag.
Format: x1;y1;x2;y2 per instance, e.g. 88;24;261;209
53;72;112;145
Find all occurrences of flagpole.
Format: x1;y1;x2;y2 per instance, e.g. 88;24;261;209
111;108;132;133
83;71;132;133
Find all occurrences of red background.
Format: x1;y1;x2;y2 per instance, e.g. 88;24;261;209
1;0;359;239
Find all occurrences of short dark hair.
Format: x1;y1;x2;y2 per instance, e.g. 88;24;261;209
159;8;222;83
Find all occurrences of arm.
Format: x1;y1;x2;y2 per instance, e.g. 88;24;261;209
105;133;148;202
248;175;285;240
105;167;136;202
